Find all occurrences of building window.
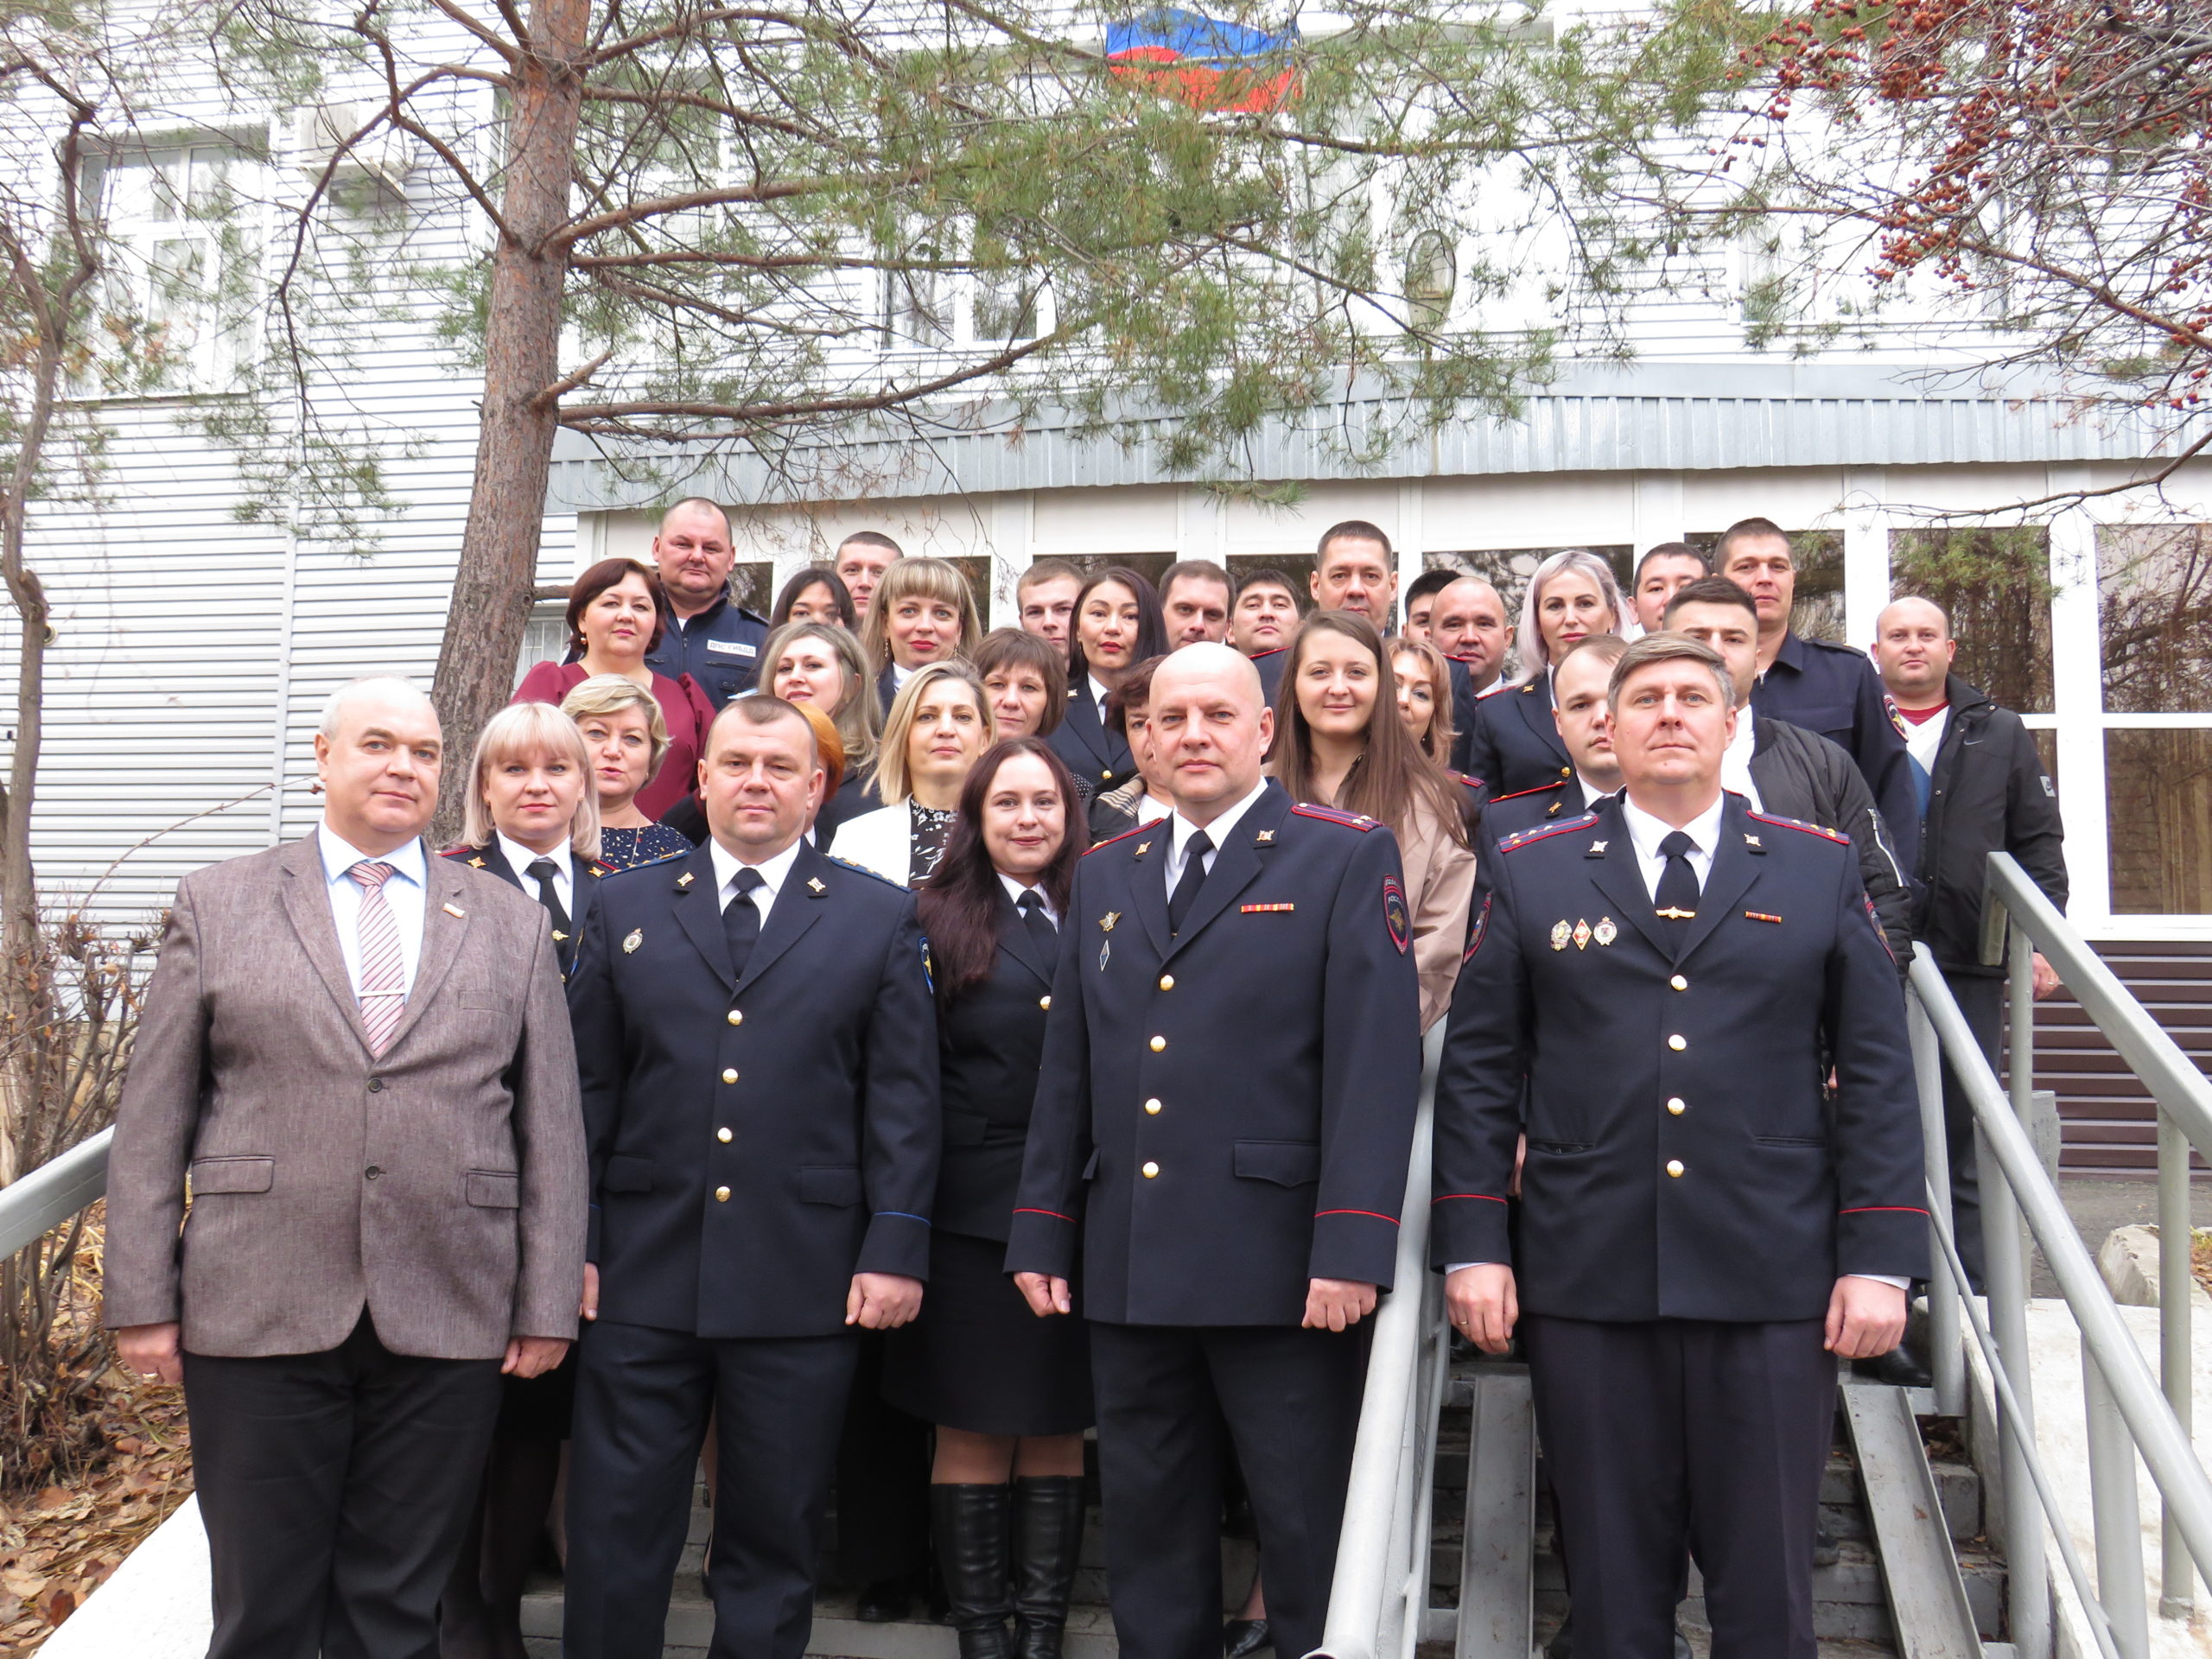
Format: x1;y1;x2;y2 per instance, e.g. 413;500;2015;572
518;601;569;677
83;144;261;394
1889;526;2054;713
2098;524;2212;915
2106;730;2212;915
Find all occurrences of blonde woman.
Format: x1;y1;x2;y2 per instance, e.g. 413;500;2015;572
860;557;985;713
760;620;885;847
558;675;692;868
1461;548;1627;798
833;663;995;886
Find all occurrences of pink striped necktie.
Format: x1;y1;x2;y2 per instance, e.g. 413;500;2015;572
348;861;408;1055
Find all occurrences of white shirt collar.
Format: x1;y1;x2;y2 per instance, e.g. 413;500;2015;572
495;832;570;888
999;871;1058;925
1167;779;1269;877
1574;773;1617;809
891;660;918;690
709;836;807;913
1619;791;1727;868
317;822;426;889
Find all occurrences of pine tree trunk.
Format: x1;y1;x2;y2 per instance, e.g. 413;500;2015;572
428;0;591;846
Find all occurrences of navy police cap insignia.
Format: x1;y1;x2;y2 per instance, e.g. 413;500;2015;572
1382;875;1410;955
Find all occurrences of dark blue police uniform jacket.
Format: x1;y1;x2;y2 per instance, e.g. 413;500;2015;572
1250;646;1287;710
1459;674;1574;800
1046;685;1137;795
1430;793;1927;1323
1444;658;1493;777
1751;630;1919;875
1007;787;1423;1325
933;898;1059;1243
645;594;770;708
442;839;615;977
567;838;940;1339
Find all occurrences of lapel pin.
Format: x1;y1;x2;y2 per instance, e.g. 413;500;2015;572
1593;917;1617;946
551;929;569;942
467;856;486;869
677;871;695;888
1134;842;1152;857
807;877;826;894
1745;834;1763;848
1588;841;1607;853
1100;912;1121;931
442;902;467;918
1255;829;1274;844
622;927;644;954
1098;939;1112;972
1550;919;1572;951
1573;918;1592;950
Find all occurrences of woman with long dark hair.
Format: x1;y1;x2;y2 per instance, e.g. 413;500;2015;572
1272;610;1477;1029
1048;565;1166;794
883;737;1094;1659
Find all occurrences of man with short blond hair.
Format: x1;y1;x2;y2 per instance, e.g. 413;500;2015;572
1017;558;1084;646
835;531;904;619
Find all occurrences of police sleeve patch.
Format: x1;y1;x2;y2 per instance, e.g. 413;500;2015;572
1864;896;1896;963
1383;875;1411;955
1463;892;1491;962
921;937;936;991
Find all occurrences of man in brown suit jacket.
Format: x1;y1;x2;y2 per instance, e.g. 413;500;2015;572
105;677;588;1659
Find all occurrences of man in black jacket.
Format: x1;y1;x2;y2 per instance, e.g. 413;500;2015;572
1667;580;1915;973
1874;598;2067;1287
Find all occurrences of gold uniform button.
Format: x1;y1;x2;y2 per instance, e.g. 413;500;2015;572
1149;1035;1166;1052
1669;975;1688;991
1667;1034;1687;1052
1159;975;1174;991
715;1185;732;1201
1560;766;1573;779
1102;769;1114;781
727;1009;742;1026
717;1127;733;1143
1665;1160;1684;1179
1141;1161;1160;1179
1144;1098;1162;1115
1039;995;1052;1010
1667;1097;1686;1116
721;1067;739;1083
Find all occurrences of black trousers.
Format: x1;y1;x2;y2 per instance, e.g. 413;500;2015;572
562;1319;859;1659
1938;968;2001;1293
835;1331;932;1583
181;1312;502;1659
1522;1314;1835;1659
1089;1321;1366;1659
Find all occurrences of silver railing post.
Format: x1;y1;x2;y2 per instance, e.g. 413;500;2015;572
1986;923;2050;1659
2083;1346;2152;1659
2157;1107;2195;1618
1909;993;1966;1415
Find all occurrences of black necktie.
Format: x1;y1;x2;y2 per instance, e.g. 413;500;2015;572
1166;830;1213;936
1655;830;1700;931
723;868;766;977
1016;889;1058;957
524;857;572;952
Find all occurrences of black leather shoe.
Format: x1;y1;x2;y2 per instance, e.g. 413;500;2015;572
931;1485;1014;1659
1853;1342;1935;1389
857;1576;916;1623
1224;1618;1271;1657
1011;1478;1086;1659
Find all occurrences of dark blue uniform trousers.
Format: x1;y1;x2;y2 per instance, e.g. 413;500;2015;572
562;1319;859;1659
1522;1314;1836;1659
1089;1321;1367;1659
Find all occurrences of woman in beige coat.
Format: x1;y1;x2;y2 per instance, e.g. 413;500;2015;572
1268;609;1478;1031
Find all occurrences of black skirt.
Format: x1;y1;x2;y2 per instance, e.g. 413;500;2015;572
880;1230;1093;1436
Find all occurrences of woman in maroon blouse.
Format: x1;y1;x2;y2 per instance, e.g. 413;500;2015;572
512;558;715;822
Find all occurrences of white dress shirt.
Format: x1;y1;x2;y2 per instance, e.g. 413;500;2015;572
1134;793;1174;828
1163;779;1270;889
1086;674;1114;725
892;661;918;692
317;823;427;996
709;836;806;919
496;833;574;915
1000;873;1060;926
1618;793;1727;901
1719;714;1764;813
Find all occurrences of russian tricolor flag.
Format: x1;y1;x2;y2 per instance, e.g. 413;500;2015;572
1106;10;1300;112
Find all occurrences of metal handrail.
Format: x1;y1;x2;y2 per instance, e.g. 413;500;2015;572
0;1128;112;1258
1313;1023;1446;1659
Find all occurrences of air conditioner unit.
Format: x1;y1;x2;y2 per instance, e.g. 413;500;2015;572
291;102;415;194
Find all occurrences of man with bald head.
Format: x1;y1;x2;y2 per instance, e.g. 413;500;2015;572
1872;596;2067;1288
640;497;772;706
105;677;585;1659
1011;643;1421;1659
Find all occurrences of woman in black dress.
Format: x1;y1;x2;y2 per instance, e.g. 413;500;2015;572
884;736;1095;1659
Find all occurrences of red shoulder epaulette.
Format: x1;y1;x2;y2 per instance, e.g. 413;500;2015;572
439;844;484;863
1291;803;1381;831
1747;810;1850;846
1498;811;1599;852
1452;771;1487;792
1082;822;1153;856
1488;781;1560;804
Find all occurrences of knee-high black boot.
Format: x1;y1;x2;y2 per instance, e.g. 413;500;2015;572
931;1484;1014;1659
1011;1477;1087;1659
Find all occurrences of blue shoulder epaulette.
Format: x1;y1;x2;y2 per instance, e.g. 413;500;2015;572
1083;822;1153;856
827;855;910;890
1290;803;1382;831
1745;810;1850;846
1498;810;1599;852
604;849;687;879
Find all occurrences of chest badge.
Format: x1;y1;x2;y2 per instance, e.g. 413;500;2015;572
1100;911;1121;932
443;902;467;918
1573;918;1592;950
1592;917;1617;946
622;927;644;954
1550;919;1573;951
1098;938;1112;973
